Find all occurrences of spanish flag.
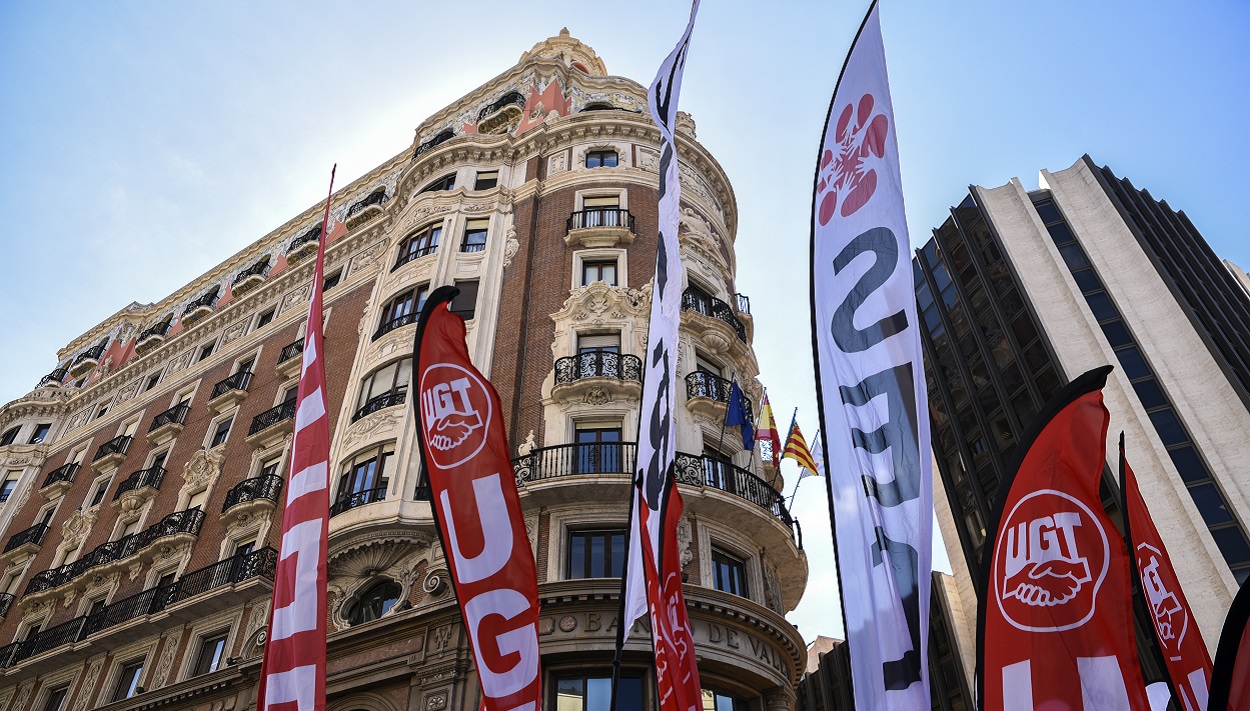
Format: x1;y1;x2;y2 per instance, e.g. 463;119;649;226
757;392;782;468
782;412;819;478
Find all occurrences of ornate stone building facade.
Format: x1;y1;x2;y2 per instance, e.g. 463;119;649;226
0;30;807;711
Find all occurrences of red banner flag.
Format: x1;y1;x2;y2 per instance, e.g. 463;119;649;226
978;366;1150;710
1210;578;1250;711
257;167;336;711
413;287;541;711
1121;438;1213;711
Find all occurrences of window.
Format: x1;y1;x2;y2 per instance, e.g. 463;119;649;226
394;224;442;269
567;530;625;579
585;150;618;168
701;689;746;711
696;353;722;376
210;418;233;448
556;675;642;711
96;406;109;419
145;374;160;392
712;548;748;597
357;359;412;415
150;450;168;471
193;631;229;676
577;333;620;355
581;195;623;228
259;458;281;479
450;280;478;320
421;173;456;193
42;687;68;711
0;427;18;446
235;538;257;557
39;506;56;527
375;288;423;339
0;476;18;503
461;219;489;253
338;444;394;499
323;268;342;292
29;424;51;444
346;580;402;625
282;385;299;404
575;427;622;474
474;170;499;190
256;307;275;329
89;479;109;507
198;343;215;362
581;260;618;286
113;659;145;701
187;489;207;511
119;519;140;539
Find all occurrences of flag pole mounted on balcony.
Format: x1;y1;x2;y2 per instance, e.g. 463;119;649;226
257;165;336;711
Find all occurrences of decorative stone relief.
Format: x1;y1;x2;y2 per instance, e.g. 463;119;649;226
183;448;225;489
221;319;250;345
502;229;520;268
166;349;195;374
246;600;270;642
637;147;660;173
677;518;694;569
281;283;312;314
150;628;182;688
73;656;105;711
340;409;403;452
404;204;452;228
583;388;610;406
763;560;783;615
431;624;452;655
351;240;387;274
517;431;536;457
679;163;724;217
426;693;448;711
422;568;449;598
12;682;33;711
548;153;568;175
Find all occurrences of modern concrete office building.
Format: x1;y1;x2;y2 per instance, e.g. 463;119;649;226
0;30;808;711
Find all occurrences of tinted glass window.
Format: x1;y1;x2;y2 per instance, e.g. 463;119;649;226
1189;483;1233;525
1070;269;1102;293
1167;445;1208;483
1113;345;1152;380
1147;408;1188;447
1057;244;1090;271
1099;319;1134;348
1084;292;1118;322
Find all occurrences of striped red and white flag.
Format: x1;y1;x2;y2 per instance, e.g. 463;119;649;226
257;167;336;711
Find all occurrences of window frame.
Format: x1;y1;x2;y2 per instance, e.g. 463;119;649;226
394;223;442;270
710;547;749;598
209;417;233;449
566;528;627;580
461;218;489;253
474;170;499;191
28;423;52;444
585;150;619;169
420;173;457;193
192;630;230;677
112;658;146;702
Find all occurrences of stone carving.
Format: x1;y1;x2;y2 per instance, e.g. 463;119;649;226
404;204;452;228
246;600;270;642
351;240;387;273
637;147;660;173
431;624;452;655
763;560;783;615
679;163;724;218
184;448;225;488
221;319;249;345
340;409;403;452
281;283;312;314
548;153;567;175
677;518;694;569
427;694;448;711
12;682;33;711
502;230;520;268
73;656;105;711
150;628;182;687
517;430;536;457
584;388;610;406
422;569;449;597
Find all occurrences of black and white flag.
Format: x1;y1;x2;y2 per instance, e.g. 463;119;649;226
809;3;932;709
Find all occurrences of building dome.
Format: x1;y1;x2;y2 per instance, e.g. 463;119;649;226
519;27;608;76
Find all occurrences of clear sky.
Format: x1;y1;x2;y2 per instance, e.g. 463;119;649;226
2;1;1247;643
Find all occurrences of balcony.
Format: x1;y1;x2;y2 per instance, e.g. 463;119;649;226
36;368;69;389
352;389;407;423
277;338;305;377
674;453;800;546
1;523;50;563
373;313;417;341
135;317;173;353
181;286;221;329
92;434;132;473
39;462;79;500
68;344;106;377
287;224;322;264
513;442;638;488
552;352;642;404
1;548;275;674
477;91;526;133
221;474;283;527
681;288;748;344
684;371;750;422
345;190;388;231
246;399;297;448
231;257;271;297
146;403;189;445
0;593;12;619
330;486;388;517
23;509;205;599
565;208;636;248
414;128;455;158
208;370;253;413
112;465;166;510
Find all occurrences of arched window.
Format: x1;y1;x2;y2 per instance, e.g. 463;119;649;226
354;359;411;422
373;287;428;341
394;224;442;270
420;173;456;193
346;580;402;625
585;150;618;169
334;444;394;515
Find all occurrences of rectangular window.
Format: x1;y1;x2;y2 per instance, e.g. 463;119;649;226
581;195;623;228
119;519;140;539
577;333;620;355
256;307;276;329
450;280;479;320
585;150;618;169
236;357;255;375
39;506;56;526
282;385;299;404
701;689;745;711
338;445;394;496
712;549;747;597
0;427;19;446
96;406;109;419
462;219;489;253
210;418;233;448
28;424;51;444
89;479;110;507
581;260;618;287
113;659;145;701
323;269;342;291
574;427;622;474
567;530;626;579
199;343;214;362
474;170;499;190
395;226;442;269
0;476;18;503
187;489;208;511
556;675;641;711
145;374;160;392
193;631;230;676
42;687;68;711
260;458;281;479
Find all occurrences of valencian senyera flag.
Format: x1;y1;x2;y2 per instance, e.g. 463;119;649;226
978;366;1150;710
757;392;782;469
1210;576;1250;711
257;167;337;711
412;286;542;711
782;412;819;478
616;3;702;711
808;2;932;708
1121;436;1212;711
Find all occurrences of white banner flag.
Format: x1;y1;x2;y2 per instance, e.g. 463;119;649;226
809;3;932;710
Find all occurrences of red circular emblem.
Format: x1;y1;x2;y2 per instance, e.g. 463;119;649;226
817;93;889;224
418;363;493;469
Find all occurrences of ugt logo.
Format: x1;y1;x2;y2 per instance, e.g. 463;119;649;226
419;363;491;468
994;489;1110;632
1137;543;1188;658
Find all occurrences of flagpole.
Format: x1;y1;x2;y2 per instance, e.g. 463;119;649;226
716;377;733;456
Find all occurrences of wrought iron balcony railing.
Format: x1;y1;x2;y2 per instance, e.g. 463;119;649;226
393;242;439;270
0;593;12;618
222;474;284;513
512;442;638;485
681;288;748;343
373;313;418;341
41;462;80;490
71;344;106;368
288;225;322;254
112;466;166;501
248;400;297;436
347;190;388;217
674;453;798;544
182;286;220;316
330;486;388;517
734;293;751;315
37;368;69;388
211;371;253;399
477;91;525;122
566;208;636;233
684;372;751;424
278;338;305;365
3;523;50;553
148;404;189;433
93;435;132;463
24;509;205;597
554;352;642;384
232;257;271;286
137;318;173;344
352;389;406;423
415;129;455;158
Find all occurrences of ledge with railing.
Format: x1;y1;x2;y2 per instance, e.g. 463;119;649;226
415;129;455;158
353;389;406;423
36;368;69;388
674;453;800;545
182;287;220;317
248;399;297;437
393;242;439;271
681;288;748;343
211;370;253;400
71;344;106;368
148;404;189;434
373;312;418;341
222;474;284;514
278;338;305;366
93;434;132;464
554;352;642;385
3;523;50;554
1;547;275;670
113;465;166;502
41;462;80;490
566;209;637;248
478;91;526;123
136;318;173;348
0;593;12;618
232;257;271;287
287;225;322;262
24;509;205;597
347;190;388;218
330;486;388;517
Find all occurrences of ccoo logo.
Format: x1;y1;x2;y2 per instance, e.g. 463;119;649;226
993;489;1110;632
419;363;492;469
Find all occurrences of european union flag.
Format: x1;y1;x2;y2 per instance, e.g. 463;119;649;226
725;380;755;451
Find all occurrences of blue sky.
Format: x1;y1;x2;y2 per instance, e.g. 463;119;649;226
2;1;1247;641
